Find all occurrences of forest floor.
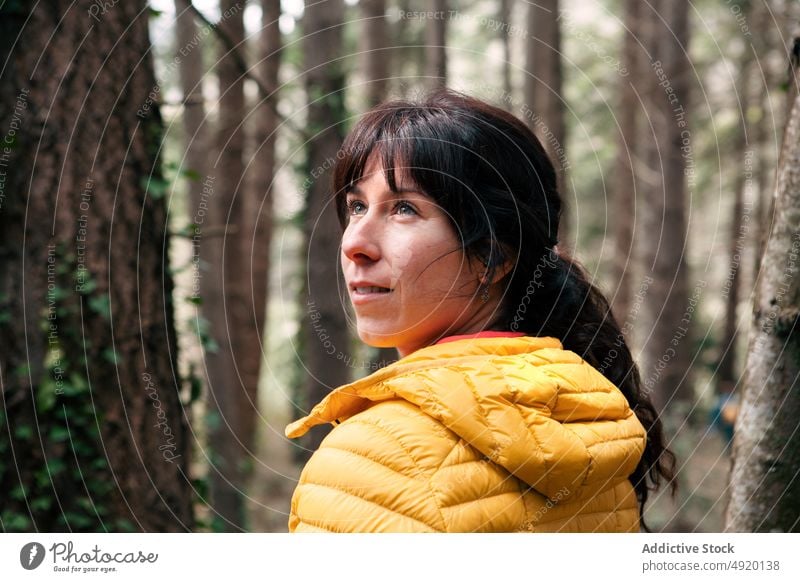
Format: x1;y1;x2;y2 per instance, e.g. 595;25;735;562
645;421;732;532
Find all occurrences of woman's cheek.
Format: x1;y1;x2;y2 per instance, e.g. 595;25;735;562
388;247;415;288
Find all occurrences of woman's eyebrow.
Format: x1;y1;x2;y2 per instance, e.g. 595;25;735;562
349;184;424;197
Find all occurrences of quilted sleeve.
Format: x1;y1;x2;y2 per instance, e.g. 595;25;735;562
289;400;455;532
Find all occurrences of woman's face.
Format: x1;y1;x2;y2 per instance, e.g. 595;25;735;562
341;154;498;357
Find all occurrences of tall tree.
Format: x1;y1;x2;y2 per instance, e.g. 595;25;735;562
298;0;351;459
611;0;641;324
524;0;568;239
716;47;754;395
725;82;800;533
205;0;248;531
424;0;447;88
361;0;390;107
237;0;281;482
751;0;781;276
638;0;693;413
175;0;208;217
499;0;513;102
0;1;192;531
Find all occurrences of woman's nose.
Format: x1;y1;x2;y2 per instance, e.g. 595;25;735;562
341;214;381;265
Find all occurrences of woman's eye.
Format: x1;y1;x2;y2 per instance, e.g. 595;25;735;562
347;199;367;215
394;201;417;216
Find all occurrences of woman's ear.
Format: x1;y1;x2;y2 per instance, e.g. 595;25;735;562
489;256;514;285
477;242;514;285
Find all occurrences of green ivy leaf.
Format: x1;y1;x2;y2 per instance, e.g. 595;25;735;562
49;425;70;442
37;376;58;412
182;168;202;181
102;348;121;365
10;485;27;501
31;496;53;512
185;295;203;306
88;293;111;319
14;424;34;440
140;176;170;200
2;513;31;531
75;275;97;294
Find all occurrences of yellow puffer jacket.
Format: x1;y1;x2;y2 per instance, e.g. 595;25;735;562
286;336;646;532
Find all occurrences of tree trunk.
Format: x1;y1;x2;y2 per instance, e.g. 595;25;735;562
724;89;800;533
611;0;641;325
236;0;281;484
638;0;693;414
752;1;779;278
362;0;390;107
0;0;192;531
717;49;754;394
298;0;352;460
524;0;568;240
206;0;248;531
175;0;208;217
499;0;513;105
424;0;447;89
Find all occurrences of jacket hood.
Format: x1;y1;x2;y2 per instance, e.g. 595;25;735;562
286;336;646;503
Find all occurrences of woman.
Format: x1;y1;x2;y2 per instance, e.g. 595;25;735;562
286;90;674;532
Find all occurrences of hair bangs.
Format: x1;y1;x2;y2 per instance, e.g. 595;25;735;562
333;104;424;226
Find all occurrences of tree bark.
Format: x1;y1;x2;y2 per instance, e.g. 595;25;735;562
0;0;192;531
362;0;390;107
499;0;513;104
235;0;281;487
175;0;208;217
752;1;780;277
717;49;754;393
206;0;248;531
611;0;641;325
724;89;800;533
638;0;693;414
298;0;352;460
424;0;447;89
524;0;568;240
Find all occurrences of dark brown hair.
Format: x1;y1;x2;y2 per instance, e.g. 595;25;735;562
332;89;675;527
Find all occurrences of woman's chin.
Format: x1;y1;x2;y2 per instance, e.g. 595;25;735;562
356;327;399;349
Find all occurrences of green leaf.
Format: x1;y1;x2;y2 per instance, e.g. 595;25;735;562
37;377;58;412
46;457;66;474
75;275;97;294
2;513;31;531
31;496;53;512
185;295;203;306
102;348;121;365
10;485;27;501
182;168;202;181
115;518;136;532
49;425;70;442
14;424;34;440
140;176;170;200
88;293;111;319
67;512;95;530
13;364;31;378
188;368;203;404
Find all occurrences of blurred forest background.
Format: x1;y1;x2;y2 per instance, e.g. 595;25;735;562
1;0;799;532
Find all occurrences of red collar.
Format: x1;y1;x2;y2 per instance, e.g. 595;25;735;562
435;331;526;345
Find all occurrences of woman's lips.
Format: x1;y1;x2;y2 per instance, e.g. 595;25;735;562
350;284;393;304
